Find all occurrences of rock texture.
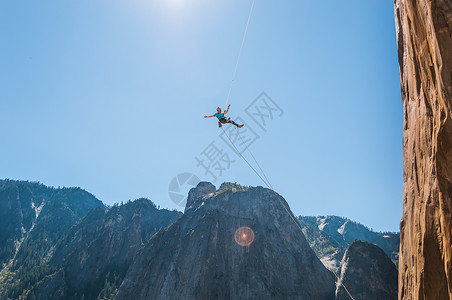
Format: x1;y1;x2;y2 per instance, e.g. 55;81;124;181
336;240;398;300
394;0;452;299
116;183;336;300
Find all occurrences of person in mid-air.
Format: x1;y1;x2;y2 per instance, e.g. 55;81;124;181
204;105;244;128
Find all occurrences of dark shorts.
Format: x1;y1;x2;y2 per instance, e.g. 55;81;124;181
219;117;229;124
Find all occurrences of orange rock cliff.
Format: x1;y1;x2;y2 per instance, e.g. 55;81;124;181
394;0;452;299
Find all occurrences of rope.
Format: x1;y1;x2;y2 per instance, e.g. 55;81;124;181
297;221;355;300
220;127;268;187
221;127;355;300
236;130;272;189
234;129;397;300
222;126;399;300
217;2;396;299
224;0;255;110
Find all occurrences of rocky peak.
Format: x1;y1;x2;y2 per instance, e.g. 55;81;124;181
217;182;248;192
336;240;398;300
185;181;216;212
116;184;336;300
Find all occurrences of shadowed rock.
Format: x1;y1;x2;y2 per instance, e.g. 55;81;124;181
336;240;397;300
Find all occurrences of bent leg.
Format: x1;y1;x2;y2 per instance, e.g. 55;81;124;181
230;120;243;128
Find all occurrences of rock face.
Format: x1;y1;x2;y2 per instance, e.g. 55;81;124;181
394;0;452;299
336;240;398;300
299;216;399;272
116;183;336;300
33;199;181;300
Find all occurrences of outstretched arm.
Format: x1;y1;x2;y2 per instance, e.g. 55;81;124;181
204;115;215;118
224;104;230;114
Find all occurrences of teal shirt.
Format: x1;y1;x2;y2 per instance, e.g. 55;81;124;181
214;113;224;120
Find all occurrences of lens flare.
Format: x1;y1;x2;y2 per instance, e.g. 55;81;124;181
234;226;254;246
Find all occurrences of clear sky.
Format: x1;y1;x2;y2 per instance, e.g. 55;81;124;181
0;0;403;232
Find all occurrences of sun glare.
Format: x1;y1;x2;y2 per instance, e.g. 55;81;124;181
168;0;185;7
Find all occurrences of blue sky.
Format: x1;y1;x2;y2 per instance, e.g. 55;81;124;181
0;0;402;232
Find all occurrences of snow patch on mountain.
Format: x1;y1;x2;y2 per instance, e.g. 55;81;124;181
337;220;348;236
317;217;327;231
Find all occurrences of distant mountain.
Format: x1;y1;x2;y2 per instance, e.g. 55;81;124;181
31;198;181;300
116;182;336;300
298;216;399;272
0;180;103;298
336;240;398;300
